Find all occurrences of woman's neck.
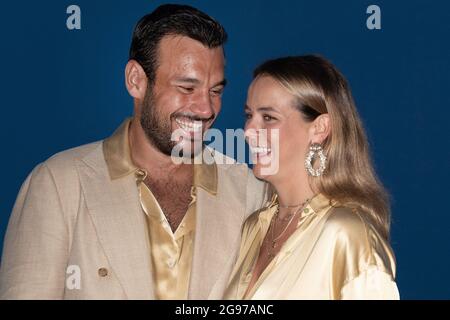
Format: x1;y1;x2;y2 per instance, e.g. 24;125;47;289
271;173;316;217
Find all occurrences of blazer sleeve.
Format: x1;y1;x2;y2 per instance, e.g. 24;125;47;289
0;163;70;299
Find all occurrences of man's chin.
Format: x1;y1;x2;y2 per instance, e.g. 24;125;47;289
170;140;205;162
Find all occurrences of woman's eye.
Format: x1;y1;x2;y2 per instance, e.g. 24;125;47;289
263;115;275;121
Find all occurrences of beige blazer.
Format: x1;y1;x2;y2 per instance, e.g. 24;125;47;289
0;140;267;299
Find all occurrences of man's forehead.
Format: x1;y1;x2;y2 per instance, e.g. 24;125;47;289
156;35;224;80
158;35;224;64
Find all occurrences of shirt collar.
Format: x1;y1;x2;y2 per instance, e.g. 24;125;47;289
304;193;334;218
103;118;136;179
193;161;217;195
103;117;217;195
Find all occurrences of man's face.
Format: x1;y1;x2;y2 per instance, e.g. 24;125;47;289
140;35;225;158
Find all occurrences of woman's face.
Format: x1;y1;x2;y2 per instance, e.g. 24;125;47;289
244;76;314;183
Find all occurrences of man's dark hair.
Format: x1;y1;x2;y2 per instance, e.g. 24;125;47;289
129;4;228;86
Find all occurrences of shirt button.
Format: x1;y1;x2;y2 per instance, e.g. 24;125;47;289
98;267;108;277
136;169;146;179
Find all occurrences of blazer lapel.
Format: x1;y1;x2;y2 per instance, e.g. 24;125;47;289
76;143;154;299
188;167;248;299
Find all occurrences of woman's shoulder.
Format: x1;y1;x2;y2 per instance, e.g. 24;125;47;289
322;206;371;238
321;205;383;241
320;205;396;277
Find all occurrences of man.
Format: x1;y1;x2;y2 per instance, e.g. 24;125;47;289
0;4;266;299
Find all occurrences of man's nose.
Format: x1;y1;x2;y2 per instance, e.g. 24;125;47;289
190;91;215;119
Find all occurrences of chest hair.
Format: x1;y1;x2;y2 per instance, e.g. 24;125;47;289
144;177;193;232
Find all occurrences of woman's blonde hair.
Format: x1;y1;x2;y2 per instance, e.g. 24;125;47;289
254;55;391;240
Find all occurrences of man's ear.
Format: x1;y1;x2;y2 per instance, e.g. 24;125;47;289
309;114;331;144
125;60;148;100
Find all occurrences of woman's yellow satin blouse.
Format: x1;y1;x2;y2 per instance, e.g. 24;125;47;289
225;193;400;300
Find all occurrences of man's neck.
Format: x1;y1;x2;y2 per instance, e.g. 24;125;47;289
128;117;192;180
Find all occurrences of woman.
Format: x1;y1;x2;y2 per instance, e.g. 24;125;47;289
225;55;399;299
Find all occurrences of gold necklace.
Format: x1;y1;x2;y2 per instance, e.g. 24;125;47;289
278;202;305;209
265;198;310;259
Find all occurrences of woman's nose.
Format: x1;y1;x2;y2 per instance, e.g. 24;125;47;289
245;125;261;147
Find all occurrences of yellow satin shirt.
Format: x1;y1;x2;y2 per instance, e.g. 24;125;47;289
225;193;400;300
103;118;217;299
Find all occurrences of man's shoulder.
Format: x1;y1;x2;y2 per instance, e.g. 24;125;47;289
44;141;102;167
40;140;103;179
210;148;264;182
210;148;251;174
210;148;240;167
210;149;267;210
16;141;105;219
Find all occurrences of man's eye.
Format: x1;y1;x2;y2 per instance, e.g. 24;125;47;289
210;89;224;97
244;113;252;120
179;86;194;93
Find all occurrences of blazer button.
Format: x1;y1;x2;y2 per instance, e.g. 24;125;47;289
98;267;108;277
166;258;176;269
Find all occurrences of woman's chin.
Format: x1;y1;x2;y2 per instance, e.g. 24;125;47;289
252;164;275;182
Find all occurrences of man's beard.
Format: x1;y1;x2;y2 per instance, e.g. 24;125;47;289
140;89;175;156
140;87;210;158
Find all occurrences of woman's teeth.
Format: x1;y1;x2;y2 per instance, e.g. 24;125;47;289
251;146;271;155
175;118;203;133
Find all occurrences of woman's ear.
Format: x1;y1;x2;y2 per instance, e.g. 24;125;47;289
125;60;148;100
309;114;331;144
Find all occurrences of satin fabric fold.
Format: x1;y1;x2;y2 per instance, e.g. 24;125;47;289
225;193;399;300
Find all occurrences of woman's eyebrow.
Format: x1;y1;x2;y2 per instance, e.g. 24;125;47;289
245;105;280;113
256;106;277;112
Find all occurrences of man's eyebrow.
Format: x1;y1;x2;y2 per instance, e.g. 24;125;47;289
174;77;201;85
173;78;227;88
212;79;227;88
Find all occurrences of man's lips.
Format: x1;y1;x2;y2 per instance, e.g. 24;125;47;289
175;117;203;133
173;116;212;140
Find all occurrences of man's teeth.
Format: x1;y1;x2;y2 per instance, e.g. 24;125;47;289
175;118;203;132
251;146;271;154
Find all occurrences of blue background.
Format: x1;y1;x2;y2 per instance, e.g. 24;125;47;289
0;0;449;299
